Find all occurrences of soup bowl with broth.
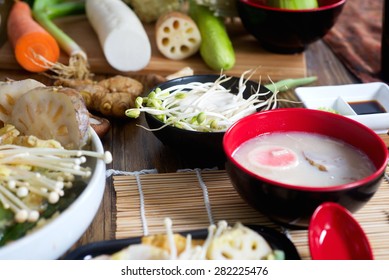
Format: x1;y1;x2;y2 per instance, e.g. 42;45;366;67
223;108;388;228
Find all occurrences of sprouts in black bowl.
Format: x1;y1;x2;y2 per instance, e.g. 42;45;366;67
126;72;272;158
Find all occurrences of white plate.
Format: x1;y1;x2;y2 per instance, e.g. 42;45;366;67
0;128;107;260
295;82;389;134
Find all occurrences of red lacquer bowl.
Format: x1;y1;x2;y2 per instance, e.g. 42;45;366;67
223;108;388;228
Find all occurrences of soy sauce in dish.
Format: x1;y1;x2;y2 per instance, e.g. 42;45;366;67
348;100;386;115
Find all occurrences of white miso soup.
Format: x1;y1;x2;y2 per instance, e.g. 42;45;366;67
232;132;376;187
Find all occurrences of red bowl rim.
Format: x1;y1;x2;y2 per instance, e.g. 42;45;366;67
223;108;388;192
239;0;347;13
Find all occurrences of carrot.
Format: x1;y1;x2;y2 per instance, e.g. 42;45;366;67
7;1;60;73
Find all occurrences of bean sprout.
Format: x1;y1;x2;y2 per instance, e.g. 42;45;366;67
126;70;279;132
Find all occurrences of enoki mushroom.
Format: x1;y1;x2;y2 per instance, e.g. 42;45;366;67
0;144;112;223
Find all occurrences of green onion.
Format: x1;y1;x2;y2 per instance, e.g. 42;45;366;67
264;76;318;93
32;0;90;80
267;0;319;9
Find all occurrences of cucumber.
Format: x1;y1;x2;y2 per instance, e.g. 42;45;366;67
189;0;235;71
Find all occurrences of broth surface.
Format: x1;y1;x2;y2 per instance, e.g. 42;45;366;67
232;132;376;187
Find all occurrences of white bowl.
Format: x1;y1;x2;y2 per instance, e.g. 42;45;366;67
0;128;106;260
295;82;389;134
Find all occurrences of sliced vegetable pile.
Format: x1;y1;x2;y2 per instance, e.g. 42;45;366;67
0;79;90;149
95;218;285;260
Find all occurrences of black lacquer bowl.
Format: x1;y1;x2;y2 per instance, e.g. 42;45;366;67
145;74;269;159
64;224;301;260
237;0;346;53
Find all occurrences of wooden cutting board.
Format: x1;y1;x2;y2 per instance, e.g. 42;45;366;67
0;15;306;80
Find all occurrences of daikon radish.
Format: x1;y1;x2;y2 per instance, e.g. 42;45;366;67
85;0;151;72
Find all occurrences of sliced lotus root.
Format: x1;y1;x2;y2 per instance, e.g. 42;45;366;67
156;11;201;60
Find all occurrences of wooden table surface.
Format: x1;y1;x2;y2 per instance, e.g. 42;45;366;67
1;39;388;258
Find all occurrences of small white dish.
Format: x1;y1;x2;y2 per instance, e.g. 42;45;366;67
295;82;389;134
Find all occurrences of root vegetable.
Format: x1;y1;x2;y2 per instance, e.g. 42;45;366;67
9;86;90;149
55;75;144;118
7;1;60;73
206;223;272;260
156;11;201;60
85;0;151;72
0;79;45;124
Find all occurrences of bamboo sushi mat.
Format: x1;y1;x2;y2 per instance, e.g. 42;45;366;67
114;169;389;260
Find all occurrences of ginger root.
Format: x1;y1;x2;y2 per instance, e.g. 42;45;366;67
55;75;144;118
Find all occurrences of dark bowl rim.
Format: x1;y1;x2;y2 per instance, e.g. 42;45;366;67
238;0;347;12
63;224;301;260
223;108;388;192
145;74;267;135
145;112;225;136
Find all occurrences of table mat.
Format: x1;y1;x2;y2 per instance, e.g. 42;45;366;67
114;169;389;260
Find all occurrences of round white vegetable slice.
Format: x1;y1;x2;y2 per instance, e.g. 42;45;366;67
206;223;273;260
86;0;151;72
156;11;201;60
9;86;90;149
0;79;45;124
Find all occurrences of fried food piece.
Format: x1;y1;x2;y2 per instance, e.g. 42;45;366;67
142;233;188;255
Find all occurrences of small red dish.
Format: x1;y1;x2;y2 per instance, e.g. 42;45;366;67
308;202;374;260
